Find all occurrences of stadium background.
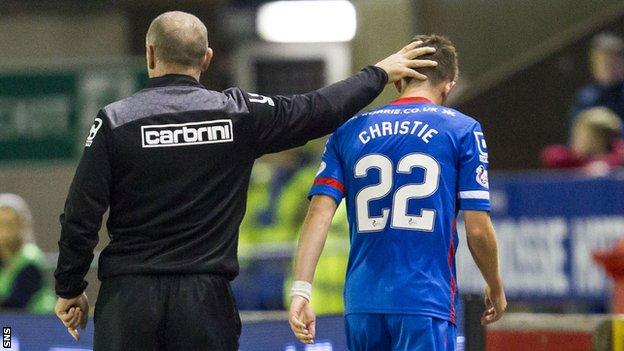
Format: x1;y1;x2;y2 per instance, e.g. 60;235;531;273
1;0;624;350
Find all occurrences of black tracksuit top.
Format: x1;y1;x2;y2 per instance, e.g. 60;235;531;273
54;67;387;298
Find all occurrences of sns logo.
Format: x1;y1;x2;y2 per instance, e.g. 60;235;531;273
85;118;103;147
475;165;489;188
3;327;10;349
248;93;275;106
473;131;488;163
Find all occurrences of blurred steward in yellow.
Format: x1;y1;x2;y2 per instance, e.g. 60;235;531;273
0;194;55;313
238;143;349;314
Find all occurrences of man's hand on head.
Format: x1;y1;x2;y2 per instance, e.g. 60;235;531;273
55;292;89;341
375;41;438;83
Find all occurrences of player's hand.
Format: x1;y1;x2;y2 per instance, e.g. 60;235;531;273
481;284;507;325
55;292;89;341
289;295;316;344
374;41;438;83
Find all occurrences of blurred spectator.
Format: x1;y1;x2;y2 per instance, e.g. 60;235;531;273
0;194;55;314
569;33;624;124
236;143;349;313
542;107;624;171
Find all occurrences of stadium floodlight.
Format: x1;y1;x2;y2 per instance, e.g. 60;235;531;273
256;0;357;43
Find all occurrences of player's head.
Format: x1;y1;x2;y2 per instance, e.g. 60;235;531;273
589;33;624;86
396;34;458;104
145;11;213;77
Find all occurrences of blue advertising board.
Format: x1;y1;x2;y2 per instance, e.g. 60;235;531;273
0;313;349;351
457;170;624;301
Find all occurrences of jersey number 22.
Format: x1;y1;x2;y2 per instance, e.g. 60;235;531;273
355;153;440;233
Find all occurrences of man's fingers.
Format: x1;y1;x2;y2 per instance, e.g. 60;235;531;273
294;330;310;338
79;311;88;329
295;333;314;344
404;46;436;59
308;320;316;339
289;314;308;331
68;308;82;329
399;40;423;54
480;306;505;325
407;59;438;69
60;307;75;324
480;308;495;325
294;330;313;344
75;309;84;329
68;310;79;329
67;327;80;341
405;69;428;81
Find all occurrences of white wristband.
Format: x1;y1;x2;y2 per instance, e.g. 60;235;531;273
290;280;312;302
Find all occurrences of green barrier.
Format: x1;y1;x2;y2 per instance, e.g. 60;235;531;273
0;64;146;160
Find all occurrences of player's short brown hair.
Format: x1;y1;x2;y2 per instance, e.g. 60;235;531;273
408;34;458;85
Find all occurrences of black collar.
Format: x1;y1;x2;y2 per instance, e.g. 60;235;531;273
146;74;204;89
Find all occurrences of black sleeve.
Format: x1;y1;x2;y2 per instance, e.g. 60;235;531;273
0;264;42;309
54;111;112;298
240;66;387;156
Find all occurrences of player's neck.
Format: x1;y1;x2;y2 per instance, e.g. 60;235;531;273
398;87;442;105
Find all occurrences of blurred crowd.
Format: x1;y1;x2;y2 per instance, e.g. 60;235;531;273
541;32;624;173
0;194;54;314
3;32;624;316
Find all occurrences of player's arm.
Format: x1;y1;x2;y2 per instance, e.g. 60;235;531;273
54;112;111;340
242;42;437;155
457;120;506;325
289;195;338;344
463;210;507;325
288;135;345;344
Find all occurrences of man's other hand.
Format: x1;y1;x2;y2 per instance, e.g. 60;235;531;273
55;292;89;341
481;284;507;325
289;295;316;344
375;41;438;83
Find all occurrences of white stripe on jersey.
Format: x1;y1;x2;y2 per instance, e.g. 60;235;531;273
458;190;490;200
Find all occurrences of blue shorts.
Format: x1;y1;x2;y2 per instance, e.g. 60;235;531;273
345;314;456;351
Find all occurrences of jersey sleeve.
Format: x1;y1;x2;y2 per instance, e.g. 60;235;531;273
55;111;111;298
457;122;491;212
307;134;345;205
241;66;387;156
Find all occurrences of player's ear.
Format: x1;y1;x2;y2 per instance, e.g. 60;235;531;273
441;80;456;100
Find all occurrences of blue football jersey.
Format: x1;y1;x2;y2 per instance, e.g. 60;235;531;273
308;97;490;323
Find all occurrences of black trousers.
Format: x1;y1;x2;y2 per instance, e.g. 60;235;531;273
94;274;241;351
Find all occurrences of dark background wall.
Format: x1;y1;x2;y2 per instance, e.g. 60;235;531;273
456;16;624;169
415;1;624;169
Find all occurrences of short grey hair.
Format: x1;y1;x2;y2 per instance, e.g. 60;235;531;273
0;193;35;244
146;11;209;68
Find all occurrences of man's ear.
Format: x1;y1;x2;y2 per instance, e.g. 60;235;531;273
146;45;156;70
201;48;214;72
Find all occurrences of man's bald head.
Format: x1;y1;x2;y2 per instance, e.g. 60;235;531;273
146;11;209;68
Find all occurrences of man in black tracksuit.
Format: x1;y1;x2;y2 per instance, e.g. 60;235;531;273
53;11;437;350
